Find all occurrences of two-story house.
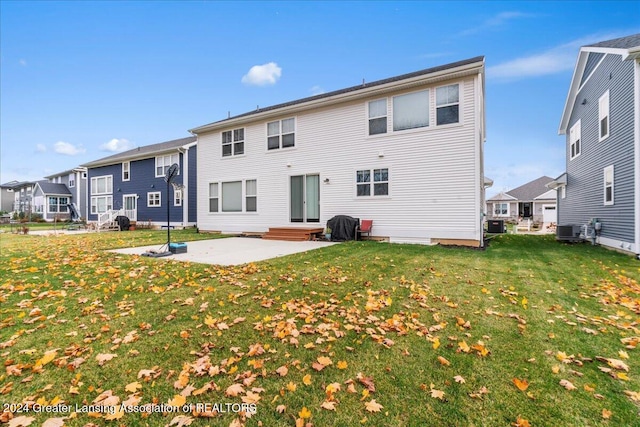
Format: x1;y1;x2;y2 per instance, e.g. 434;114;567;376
191;57;488;247
1;181;36;217
550;34;640;256
31;167;89;221
81;136;197;229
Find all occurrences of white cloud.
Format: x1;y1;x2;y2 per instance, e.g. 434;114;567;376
100;138;133;152
458;11;530;36
35;144;47;153
309;85;325;95
19;59;27;66
241;62;282;86
53;141;85;156
487;32;634;81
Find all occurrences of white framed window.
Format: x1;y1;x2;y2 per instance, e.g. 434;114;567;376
436;84;460;125
604;165;614;205
561;186;566;199
48;196;69;213
222;128;245;157
569;120;581;160
246;179;257;212
393;90;429;131
267;118;295;150
209;183;219;212
208;179;257;213
368;99;387;135
222;181;242;212
147;191;161;207
122;162;130;181
494;202;509;216
599;90;610;141
356;168;389;197
91;175;113;195
69;175;75;188
174;188;182;206
91;196;112;214
155;153;180;177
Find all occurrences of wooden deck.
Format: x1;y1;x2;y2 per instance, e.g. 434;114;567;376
262;227;325;242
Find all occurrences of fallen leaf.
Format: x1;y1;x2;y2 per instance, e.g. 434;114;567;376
364;399;383;412
513;416;531;427
42;418;66;427
168;394;186;407
454;375;466;384
8;416;35;427
125;381;142;393
298;406;312;419
512;378;529;391
302;374;312;386
430;389;445;400
321;400;337;411
95;353;117;366
437;356;450;366
337;360;348;370
225;383;245;397
559;379;576;390
276;365;288;377
602;409;612;419
275;404;286;414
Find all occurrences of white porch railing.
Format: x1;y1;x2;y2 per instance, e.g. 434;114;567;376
97;209;123;231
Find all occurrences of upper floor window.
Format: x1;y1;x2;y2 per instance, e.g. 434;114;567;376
267;118;295;150
604;165;614;205
91;176;113;195
357;168;389;197
599;91;610;141
69;176;75;188
570;120;581;160
436;84;460;125
122;161;130;181
393;90;429;131
156;153;180;177
222;128;245;157
368;99;387;135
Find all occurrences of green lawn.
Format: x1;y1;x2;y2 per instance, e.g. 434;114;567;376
0;230;638;426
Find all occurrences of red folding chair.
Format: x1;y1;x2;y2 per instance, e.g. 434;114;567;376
357;219;373;240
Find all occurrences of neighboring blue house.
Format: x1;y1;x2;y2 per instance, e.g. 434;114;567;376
81;136;197;229
550;33;640;256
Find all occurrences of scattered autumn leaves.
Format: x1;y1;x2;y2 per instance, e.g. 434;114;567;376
0;233;639;426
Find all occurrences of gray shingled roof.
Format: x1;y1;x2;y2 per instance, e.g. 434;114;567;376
81;136;196;168
0;180;34;189
587;33;640;50
191;56;485;131
505;176;554;201
36;181;72;195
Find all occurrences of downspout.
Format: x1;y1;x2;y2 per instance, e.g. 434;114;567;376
179;147;188;227
634;58;640;258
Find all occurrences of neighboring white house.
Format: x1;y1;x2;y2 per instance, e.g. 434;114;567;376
487;176;557;224
191;57;488;247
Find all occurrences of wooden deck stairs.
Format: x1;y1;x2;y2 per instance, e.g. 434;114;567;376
262;227;324;242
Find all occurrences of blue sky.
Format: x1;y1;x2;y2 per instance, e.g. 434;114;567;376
1;1;639;196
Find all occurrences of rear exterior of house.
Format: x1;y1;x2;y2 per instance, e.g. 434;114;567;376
192;57;487;246
82;137;197;229
553;34;640;255
32;181;73;221
42;168;88;220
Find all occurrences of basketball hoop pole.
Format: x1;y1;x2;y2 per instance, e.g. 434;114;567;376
167;178;171;246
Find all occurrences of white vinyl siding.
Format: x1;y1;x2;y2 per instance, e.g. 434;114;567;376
197;74;483;244
569;120;581;159
603;165;614;205
599;90;610;141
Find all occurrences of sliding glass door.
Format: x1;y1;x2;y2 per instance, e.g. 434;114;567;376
290;174;319;223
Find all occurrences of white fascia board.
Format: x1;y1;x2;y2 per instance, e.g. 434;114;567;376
559;51;588;135
191;61;484;134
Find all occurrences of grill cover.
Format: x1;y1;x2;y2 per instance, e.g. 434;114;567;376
326;215;359;241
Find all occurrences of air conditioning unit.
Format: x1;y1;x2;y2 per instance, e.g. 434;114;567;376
556;224;582;242
487;219;505;233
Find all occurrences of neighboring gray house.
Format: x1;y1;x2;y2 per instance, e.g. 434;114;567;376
33;181;73;222
487;176;557;224
0;181;19;212
44;167;88;220
1;181;36;216
549;34;640;256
